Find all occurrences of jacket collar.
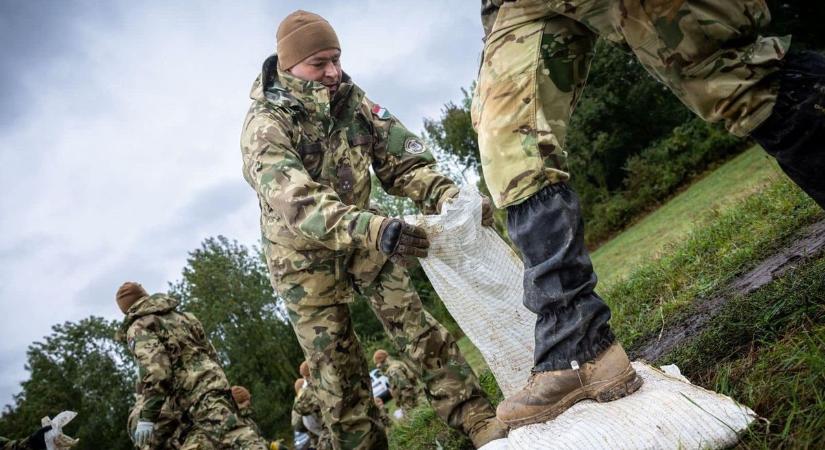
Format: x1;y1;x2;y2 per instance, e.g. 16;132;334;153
250;54;362;127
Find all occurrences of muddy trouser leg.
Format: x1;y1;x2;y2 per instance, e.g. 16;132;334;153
357;261;496;433
751;50;825;209
507;183;615;371
285;302;387;450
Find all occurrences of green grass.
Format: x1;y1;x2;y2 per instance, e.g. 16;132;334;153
601;172;824;448
604;177;822;348
663;255;825;448
592;146;784;287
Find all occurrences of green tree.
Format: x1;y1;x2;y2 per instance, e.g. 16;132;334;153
0;317;135;450
168;236;303;441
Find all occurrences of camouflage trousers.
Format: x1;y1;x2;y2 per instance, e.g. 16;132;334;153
472;0;790;207
179;393;268;450
284;261;496;450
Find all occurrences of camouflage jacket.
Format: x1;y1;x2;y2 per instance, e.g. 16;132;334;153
379;358;421;408
240;55;458;296
480;0;508;37
292;382;329;446
236;403;262;436
116;294;229;421
292;381;323;418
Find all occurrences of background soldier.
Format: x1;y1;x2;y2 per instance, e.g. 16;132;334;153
0;426;49;450
293;363;332;450
231;386;263;437
114;282;268;449
240;9;505;449
373;350;422;417
291;378;311;450
473;0;825;428
127;384;186;449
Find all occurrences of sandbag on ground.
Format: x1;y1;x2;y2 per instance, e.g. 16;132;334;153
412;188;757;449
480;363;756;449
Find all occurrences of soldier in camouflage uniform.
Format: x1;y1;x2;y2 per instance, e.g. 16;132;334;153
127;385;186;449
231;386;264;437
373;350;421;415
0;426;49;450
240;10;505;449
114;282;268;450
293;376;332;450
474;0;825;428
371;398;392;428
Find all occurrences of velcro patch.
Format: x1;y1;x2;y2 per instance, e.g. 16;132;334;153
404;137;426;154
371;104;390;120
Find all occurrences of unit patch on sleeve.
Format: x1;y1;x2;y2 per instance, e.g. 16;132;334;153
371;104;391;120
404;137;426;154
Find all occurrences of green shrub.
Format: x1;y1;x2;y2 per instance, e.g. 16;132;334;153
583;118;743;245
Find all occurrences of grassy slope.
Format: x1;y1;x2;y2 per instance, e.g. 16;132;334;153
394;148;825;449
592;146;784;288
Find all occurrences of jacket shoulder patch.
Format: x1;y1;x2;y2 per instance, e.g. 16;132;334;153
371;104;391;120
404;137;426;154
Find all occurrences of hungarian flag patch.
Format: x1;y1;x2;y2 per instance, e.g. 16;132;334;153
371;104;390;120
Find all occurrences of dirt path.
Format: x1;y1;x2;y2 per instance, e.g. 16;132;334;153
631;219;825;362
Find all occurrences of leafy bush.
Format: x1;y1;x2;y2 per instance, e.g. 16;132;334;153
583;118;743;245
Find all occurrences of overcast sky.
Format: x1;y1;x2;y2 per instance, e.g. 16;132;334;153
0;0;483;408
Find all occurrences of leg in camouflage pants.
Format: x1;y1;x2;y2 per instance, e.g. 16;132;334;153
472;0;791;372
357;262;494;431
285;261;496;450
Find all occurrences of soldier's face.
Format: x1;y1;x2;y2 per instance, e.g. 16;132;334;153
289;49;342;96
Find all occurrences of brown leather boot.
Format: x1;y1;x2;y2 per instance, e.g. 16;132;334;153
496;343;643;428
467;416;509;448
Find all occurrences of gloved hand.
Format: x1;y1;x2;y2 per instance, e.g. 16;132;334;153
481;195;494;227
27;425;51;450
133;421;154;446
377;218;430;263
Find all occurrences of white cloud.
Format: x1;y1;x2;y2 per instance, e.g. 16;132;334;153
0;1;484;407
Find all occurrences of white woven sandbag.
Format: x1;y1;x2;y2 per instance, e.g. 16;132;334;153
413;189;757;449
490;363;757;449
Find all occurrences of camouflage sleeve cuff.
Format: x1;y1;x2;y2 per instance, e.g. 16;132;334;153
436;187;460;214
348;212;386;251
139;395;163;421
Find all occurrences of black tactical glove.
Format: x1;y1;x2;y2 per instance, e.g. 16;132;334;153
28;425;51;450
378;218;430;263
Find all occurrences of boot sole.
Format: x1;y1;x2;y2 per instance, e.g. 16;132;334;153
502;365;643;428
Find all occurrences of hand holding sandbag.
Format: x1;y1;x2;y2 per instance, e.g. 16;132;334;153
377;218;430;263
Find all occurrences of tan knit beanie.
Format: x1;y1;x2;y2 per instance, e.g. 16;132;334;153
116;282;148;314
276;10;340;69
373;349;389;365
299;361;310;379
231;385;251;406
